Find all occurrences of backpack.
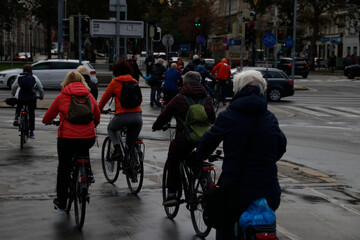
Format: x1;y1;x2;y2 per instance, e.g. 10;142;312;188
68;95;94;124
120;81;142;108
18;74;36;101
178;95;211;145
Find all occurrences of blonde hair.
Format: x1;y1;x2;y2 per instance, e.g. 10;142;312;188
76;65;90;75
155;58;163;65
232;70;267;95
61;71;90;90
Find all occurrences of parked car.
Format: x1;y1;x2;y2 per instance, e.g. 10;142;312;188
140;51;147;57
0;59;98;89
212;67;294;102
203;58;215;71
278;57;309;78
314;57;327;68
344;64;360;79
13;52;32;62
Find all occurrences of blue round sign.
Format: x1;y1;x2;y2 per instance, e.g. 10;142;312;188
262;33;276;47
285;38;294;47
196;35;206;46
228;38;236;46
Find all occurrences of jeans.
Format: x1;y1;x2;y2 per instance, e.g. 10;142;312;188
150;85;162;104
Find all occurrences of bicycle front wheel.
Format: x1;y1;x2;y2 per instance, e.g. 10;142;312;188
126;145;144;194
101;137;120;183
190;174;212;238
74;167;87;229
162;161;181;219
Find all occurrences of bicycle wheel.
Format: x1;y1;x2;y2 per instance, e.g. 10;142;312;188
212;85;220;113
125;145;144;195
190;174;212;238
74;167;87;229
101;136;120;183
162;161;181;219
19;115;28;149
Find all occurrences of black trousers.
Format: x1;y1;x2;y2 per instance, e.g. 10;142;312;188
56;137;95;206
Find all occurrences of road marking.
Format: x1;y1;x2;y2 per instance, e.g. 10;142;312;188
308;188;360;216
283;105;330;117
277;224;301;240
311;106;359;117
331;107;360;115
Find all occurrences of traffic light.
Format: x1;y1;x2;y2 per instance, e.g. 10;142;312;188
81;17;90;35
153;26;161;42
195;17;200;27
62;18;69;41
278;29;283;41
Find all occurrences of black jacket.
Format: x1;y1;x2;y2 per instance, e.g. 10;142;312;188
83;74;98;100
196;85;286;210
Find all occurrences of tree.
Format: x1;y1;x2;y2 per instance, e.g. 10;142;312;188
32;0;58;59
0;0;25;31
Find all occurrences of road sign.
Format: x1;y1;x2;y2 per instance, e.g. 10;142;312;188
285;38;294;48
222;36;228;44
228;38;236;46
162;34;174;47
91;19;144;38
262;32;276;47
109;0;127;11
196;35;206;46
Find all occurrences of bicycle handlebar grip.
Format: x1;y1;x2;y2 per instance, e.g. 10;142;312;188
53;120;60;126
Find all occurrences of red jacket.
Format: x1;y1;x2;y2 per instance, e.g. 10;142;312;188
211;59;231;81
42;82;100;139
98;74;142;114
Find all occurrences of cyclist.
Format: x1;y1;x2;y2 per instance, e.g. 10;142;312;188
98;59;143;159
149;58;166;107
162;63;183;106
11;64;44;139
42;71;100;211
195;70;287;239
152;71;215;206
128;54;144;82
76;65;98;100
211;58;231;106
144;51;155;77
182;54;201;75
194;60;216;95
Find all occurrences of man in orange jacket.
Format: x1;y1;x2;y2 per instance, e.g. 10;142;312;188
211;58;231;105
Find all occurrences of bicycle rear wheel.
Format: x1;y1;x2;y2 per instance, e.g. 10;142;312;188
126;145;144;194
212;85;220;113
190;174;212;238
74;167;87;229
162;161;181;219
20;115;28;149
101;136;120;183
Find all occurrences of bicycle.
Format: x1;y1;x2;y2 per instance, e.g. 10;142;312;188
209;81;222;113
18;105;30;149
101;109;145;195
48;120;92;230
162;129;222;237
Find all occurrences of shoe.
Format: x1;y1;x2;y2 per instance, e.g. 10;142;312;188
150;102;154;107
13;116;19;126
53;199;66;212
163;193;178;207
29;131;35;139
156;102;162;107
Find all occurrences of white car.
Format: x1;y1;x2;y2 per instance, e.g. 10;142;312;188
0;59;98;89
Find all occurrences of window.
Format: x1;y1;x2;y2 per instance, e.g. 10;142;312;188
353;47;357;56
32;62;51;70
261;70;284;79
50;62;80;69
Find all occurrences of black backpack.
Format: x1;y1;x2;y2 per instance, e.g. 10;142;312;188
18;74;36;101
120;81;142;108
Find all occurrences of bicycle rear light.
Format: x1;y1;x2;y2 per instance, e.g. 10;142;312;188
77;159;89;163
81;176;87;182
255;232;277;239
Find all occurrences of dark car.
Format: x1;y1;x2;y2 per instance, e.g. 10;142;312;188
278;57;309;78
231;67;294;101
344;64;360;79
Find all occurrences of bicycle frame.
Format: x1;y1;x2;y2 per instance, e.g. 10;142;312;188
19;105;29;149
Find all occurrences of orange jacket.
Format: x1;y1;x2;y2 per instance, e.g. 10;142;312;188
98;74;142;114
42;82;100;139
211;59;231;81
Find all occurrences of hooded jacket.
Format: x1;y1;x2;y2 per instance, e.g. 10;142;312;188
211;59;231;81
152;83;216;141
42;82;100;139
98;74;142;115
196;85;286;209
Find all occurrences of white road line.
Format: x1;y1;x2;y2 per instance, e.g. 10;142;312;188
277;224;301;240
311;106;359;117
331;107;360;115
283;105;330;117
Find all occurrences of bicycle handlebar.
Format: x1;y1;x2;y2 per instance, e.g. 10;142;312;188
208;149;224;162
103;108;115;114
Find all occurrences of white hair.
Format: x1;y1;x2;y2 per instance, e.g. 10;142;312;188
155;58;163;64
170;63;177;69
193;54;199;60
232;70;267;95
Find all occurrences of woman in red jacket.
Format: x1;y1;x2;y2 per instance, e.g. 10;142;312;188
42;71;100;211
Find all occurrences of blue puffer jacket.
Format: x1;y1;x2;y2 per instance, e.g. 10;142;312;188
196;85;287;210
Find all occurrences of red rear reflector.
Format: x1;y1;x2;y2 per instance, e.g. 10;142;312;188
81;176;87;182
305;64;309;68
287;64;292;68
210;183;216;188
289;81;294;85
134;141;143;145
90;70;96;75
202;167;214;171
77;159;89;163
255;232;277;239
22;111;27;115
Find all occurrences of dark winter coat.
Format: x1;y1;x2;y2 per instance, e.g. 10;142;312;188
82;74;98;100
196;85;286;210
152;83;216;142
149;63;166;87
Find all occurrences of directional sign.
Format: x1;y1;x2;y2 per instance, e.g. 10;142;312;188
162;34;174;47
285;38;294;48
228;38;236;46
91;19;144;38
262;32;276;47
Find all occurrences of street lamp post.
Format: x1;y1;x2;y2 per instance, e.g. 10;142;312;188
29;25;33;59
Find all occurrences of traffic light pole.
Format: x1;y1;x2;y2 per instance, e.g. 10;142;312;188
58;0;64;59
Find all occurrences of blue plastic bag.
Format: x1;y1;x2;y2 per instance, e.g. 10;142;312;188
239;198;276;231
